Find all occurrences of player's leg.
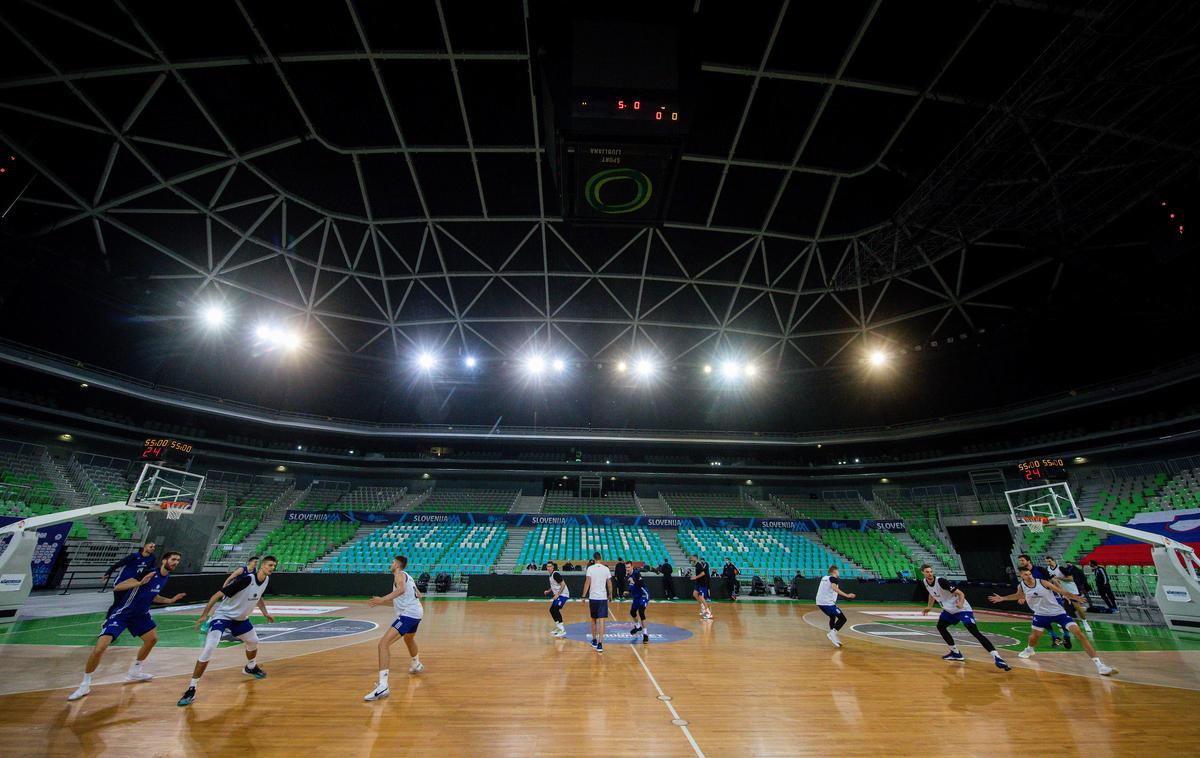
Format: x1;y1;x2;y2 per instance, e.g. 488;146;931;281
639;606;648;643
237;628;265;678
936;612;965;661
960;618;1011;670
126;626;159;681
1020;623;1046;658
596;610;606;653
68;634;115;700
629;601;640;632
365;626;402;701
1073;599;1093;632
178;629;222;706
1065;621;1117;676
402;630;422;672
550;597;566;636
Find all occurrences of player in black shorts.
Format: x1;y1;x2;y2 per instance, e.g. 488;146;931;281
691;554;713;620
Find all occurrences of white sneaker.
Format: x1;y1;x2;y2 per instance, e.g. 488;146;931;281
67;684;90;701
548;628;559;635
1097;663;1117;676
409;661;424;674
363;685;389;701
827;630;842;648
1018;647;1036;659
1083;622;1094;634
125;671;154;682
551;629;566;638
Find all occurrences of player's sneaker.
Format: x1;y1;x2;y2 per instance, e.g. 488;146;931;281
1063;636;1073;650
243;664;267;679
942;651;965;662
408;661;424;674
125;671;154;682
1082;621;1094;633
177;687;196;707
994;656;1011;671
827;630;842;648
642;633;649;644
596;643;604;654
590;638;598;648
363;685;389;701
629;626;641;635
548;627;559;635
1018;646;1036;659
199;620;210;633
551;628;566;638
67;684;90;701
1051;637;1063;648
1097;663;1117;676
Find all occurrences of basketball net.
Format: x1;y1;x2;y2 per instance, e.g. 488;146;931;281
160;501;190;521
1021;516;1049;533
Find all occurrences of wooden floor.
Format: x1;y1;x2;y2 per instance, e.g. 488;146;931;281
2;599;1199;757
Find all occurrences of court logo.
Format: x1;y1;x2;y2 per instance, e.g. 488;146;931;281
561;621;692;645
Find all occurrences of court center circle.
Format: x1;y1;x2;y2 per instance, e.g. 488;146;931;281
562;620;693;645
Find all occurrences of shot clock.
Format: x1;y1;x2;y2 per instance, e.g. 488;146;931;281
1016;457;1067;482
573;97;682;126
141;438;193;462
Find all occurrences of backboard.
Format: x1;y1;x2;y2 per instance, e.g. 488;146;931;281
129;463;205;517
1004;481;1081;530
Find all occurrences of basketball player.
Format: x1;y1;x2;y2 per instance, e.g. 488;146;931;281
1046;557;1093;633
989;567;1116;676
67;551;186;701
816;565;856;647
690;554;713;620
363;555;425;701
1017;553;1071;648
919;564;1010;670
627;561;650;643
101;541;156;616
543;560;569;637
199;556;263;633
178;556;277;706
581;551;612;654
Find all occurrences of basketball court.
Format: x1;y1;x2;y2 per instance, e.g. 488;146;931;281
2;596;1199;756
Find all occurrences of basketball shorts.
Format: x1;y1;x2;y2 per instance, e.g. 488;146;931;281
694;586;710;600
391;615;421;635
551;595;569;609
100;611;156;640
817;604;843;618
209;617;255;637
631;592;649;611
1031;612;1075;632
588;599;609;619
938;610;976;626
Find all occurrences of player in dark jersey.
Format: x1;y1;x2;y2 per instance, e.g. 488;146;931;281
68;551;185;700
691;554;713;620
627;562;650;643
101;541;156;616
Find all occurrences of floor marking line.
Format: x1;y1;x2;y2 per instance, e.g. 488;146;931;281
630;644;705;758
256;618;341;642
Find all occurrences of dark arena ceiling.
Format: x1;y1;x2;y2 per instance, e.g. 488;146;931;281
1;0;1199;434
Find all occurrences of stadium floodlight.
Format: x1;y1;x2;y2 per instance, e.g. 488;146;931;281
616;360;627;373
634;358;656;378
254;324;274;342
464;355;477;368
703;364;712;374
743;363;758;378
200;304;227;329
525;355;546;375
869;350;888;367
417;351;437;370
552;358;566;372
720;361;740;380
282;329;304;352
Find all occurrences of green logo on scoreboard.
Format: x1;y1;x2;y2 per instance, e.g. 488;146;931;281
583;168;653;214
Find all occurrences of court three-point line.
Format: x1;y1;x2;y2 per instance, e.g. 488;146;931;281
630;644;705;758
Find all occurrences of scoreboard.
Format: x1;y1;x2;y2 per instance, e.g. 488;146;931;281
1015;457;1068;483
141;438;193;463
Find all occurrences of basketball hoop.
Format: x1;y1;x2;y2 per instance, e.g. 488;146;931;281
1020;516;1049;533
160;501;190;521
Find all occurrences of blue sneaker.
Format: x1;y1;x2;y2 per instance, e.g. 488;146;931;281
243;665;267;679
1063;634;1073;650
177;686;195;707
596;643;603;654
995;656;1011;671
942;650;965;662
199;620;210;633
590;638;598;648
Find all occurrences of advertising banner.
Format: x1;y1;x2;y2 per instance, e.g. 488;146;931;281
0;517;72;588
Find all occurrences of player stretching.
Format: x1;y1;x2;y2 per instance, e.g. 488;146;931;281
582;552;613;654
1047;557;1093;633
920;564;1010;671
178;556;277;706
68;552;186;700
690;554;713;620
627;562;650;643
989;567;1116;676
543;561;569;637
816;565;856;648
363;555;425;701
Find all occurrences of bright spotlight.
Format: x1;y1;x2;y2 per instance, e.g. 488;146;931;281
526;355;545;374
255;324;274;341
720;361;740;379
616;360;627;373
703;364;712;374
464;355;477;368
869;350;888;367
282;330;303;352
743;364;757;378
635;358;656;377
552;358;566;372
201;304;227;329
417;352;437;370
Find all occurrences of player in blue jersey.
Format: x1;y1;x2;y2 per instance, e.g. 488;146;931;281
68;551;186;700
920;564;1010;670
627;562;651;643
101;541;156;616
1018;553;1072;648
690;554;713;620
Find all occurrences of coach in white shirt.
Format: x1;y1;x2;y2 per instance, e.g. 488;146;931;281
582;552;613;654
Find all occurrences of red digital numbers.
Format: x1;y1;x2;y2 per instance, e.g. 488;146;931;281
633;100;641;110
618;100;626;110
655;111;662;120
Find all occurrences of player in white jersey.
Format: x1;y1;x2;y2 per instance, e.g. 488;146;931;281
582;552;613;654
363;555;425;701
178;556;277;706
815;565;856;647
990;567;1116;676
1046;557;1093;633
543;561;569;637
919;564;1010;670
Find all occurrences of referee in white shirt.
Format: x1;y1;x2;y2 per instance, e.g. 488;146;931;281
582;552;613;654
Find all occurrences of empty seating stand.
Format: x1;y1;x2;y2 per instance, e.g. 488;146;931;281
542;490;640;515
515;525;667;571
415;489;518;513
662;493;762;518
677;526;853;578
322;522;507;575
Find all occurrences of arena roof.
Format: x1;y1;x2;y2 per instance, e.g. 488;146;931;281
1;0;1199;430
